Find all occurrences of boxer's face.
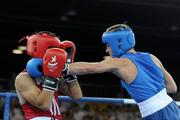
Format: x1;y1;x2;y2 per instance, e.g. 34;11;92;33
105;44;112;56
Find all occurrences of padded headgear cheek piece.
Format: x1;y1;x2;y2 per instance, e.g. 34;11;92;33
102;28;135;57
26;33;61;58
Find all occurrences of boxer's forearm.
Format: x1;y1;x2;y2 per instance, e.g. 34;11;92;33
64;84;83;99
59;81;82;99
35;90;54;110
67;83;83;99
165;79;177;93
69;62;105;75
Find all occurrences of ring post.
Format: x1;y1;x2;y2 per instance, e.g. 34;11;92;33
4;92;11;120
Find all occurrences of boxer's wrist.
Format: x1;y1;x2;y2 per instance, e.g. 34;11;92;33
63;74;77;86
42;77;60;92
62;63;69;75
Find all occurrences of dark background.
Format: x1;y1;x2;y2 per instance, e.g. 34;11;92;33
0;0;180;97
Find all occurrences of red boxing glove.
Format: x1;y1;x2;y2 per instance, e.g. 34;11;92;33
61;41;76;63
43;48;67;78
61;41;78;85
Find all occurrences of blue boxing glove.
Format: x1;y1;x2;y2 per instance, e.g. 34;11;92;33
26;58;43;78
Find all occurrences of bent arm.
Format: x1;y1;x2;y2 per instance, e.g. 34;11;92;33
59;80;83;99
162;68;177;93
150;54;177;93
15;72;54;110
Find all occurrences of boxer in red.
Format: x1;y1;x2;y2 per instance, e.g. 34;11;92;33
15;31;82;120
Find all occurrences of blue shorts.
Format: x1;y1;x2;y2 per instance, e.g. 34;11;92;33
142;101;180;120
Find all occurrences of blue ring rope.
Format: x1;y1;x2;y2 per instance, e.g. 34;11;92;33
0;92;180;120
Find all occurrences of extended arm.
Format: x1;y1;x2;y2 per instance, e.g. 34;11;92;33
69;62;106;75
68;57;119;75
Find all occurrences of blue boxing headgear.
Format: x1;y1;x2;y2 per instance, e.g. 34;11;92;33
102;24;135;57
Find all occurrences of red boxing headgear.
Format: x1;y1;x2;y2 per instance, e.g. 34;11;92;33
26;32;61;58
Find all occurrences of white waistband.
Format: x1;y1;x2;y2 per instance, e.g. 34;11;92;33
30;117;57;120
137;88;172;118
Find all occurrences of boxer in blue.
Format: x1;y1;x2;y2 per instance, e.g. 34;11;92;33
65;24;180;119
